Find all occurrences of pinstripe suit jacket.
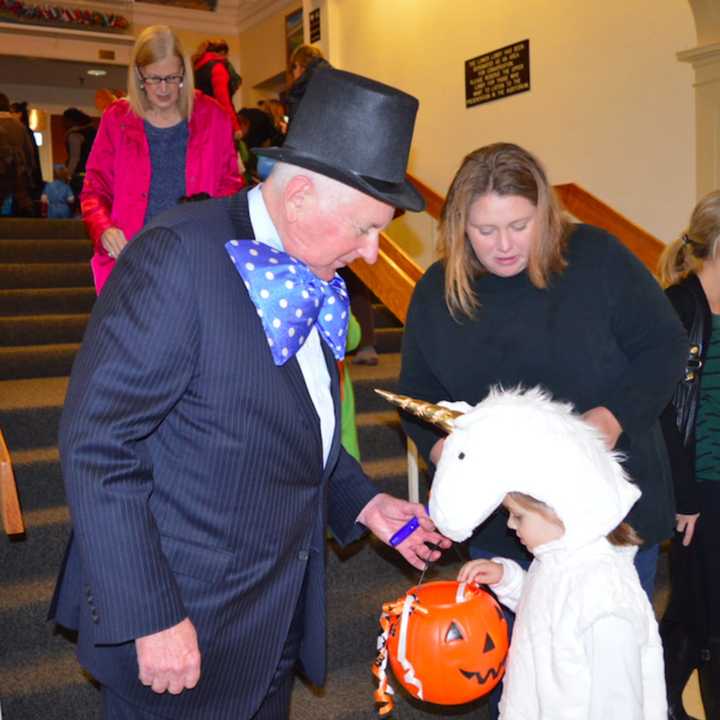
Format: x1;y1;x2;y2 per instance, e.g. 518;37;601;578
50;190;379;719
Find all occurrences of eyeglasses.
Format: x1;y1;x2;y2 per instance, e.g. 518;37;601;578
139;73;184;86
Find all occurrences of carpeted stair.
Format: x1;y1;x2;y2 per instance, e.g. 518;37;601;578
0;219;94;382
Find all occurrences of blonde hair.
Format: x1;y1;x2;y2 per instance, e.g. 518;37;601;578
507;491;641;547
290;44;324;74
127;25;194;120
658;190;720;287
440;143;569;320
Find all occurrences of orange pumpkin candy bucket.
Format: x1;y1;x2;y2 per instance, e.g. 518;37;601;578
373;580;508;714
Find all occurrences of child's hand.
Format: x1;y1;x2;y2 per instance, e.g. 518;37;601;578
458;559;503;586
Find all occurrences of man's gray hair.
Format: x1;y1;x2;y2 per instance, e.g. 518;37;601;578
268;161;362;209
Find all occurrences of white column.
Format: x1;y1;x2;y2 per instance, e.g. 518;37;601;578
678;42;720;198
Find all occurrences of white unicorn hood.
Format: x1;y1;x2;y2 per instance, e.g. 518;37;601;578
429;387;641;549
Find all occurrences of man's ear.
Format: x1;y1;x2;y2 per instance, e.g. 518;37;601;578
284;174;315;223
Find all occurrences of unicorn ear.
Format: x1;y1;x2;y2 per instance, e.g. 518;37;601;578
374;389;464;433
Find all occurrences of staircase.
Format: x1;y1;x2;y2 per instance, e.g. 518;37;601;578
0;218;96;718
0;219;485;719
0;219;94;381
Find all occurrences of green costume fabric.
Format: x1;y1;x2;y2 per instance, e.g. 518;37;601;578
341;314;361;460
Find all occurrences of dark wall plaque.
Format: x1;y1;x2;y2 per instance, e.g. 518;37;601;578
309;8;321;43
465;39;530;108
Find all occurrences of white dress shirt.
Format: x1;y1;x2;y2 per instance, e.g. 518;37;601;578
247;185;335;467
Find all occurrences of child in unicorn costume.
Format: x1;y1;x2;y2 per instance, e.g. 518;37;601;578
429;386;667;719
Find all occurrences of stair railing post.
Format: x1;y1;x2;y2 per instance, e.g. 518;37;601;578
407;436;419;503
0;429;25;536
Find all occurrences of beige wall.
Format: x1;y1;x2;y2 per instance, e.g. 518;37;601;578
238;1;301;107
325;0;696;246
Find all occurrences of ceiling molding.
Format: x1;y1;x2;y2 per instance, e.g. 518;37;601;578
677;41;720;66
131;2;241;32
0;0;300;44
130;0;292;34
0;19;135;44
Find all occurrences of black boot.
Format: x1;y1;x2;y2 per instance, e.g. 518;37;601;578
698;641;720;720
661;621;700;720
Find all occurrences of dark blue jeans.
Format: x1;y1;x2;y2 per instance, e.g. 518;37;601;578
471;543;659;719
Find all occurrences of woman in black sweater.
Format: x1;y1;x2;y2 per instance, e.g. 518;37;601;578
658;191;720;720
399;143;687;717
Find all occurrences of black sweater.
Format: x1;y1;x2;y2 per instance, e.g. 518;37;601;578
399;224;688;559
659;274;710;514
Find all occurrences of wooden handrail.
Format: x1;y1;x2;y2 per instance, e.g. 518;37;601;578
0;429;24;536
553;183;664;272
349;234;423;324
361;175;665;324
407;175;444;221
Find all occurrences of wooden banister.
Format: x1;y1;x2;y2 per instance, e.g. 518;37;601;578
553;183;664;272
407;175;444;221
0;429;24;536
349;234;423;324
361;175;664;323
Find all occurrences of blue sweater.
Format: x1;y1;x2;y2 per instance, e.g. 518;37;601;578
143;119;188;225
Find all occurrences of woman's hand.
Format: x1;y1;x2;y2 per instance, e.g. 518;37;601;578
101;227;128;259
457;559;503;586
676;513;700;546
581;406;622;449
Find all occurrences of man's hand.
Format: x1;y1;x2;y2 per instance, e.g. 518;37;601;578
357;493;451;570
582;406;622;449
135;617;201;695
101;227;128;259
676;513;700;546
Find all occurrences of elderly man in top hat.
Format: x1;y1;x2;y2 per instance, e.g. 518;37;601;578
50;68;448;719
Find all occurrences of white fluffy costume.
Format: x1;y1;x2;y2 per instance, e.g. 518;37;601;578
430;387;667;720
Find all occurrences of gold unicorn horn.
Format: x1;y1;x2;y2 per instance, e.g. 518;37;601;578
374;389;463;433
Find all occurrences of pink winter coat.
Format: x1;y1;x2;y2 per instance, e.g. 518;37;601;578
81;91;244;293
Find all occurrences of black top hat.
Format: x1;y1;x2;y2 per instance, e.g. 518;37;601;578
255;68;425;212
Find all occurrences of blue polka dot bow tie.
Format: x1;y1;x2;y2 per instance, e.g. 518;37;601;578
225;240;350;366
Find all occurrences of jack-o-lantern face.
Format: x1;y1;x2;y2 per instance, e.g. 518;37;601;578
386;580;508;705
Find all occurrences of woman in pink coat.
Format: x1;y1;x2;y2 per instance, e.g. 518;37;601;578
82;25;244;293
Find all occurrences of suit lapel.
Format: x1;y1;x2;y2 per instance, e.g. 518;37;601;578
321;340;343;479
281;355;324;464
